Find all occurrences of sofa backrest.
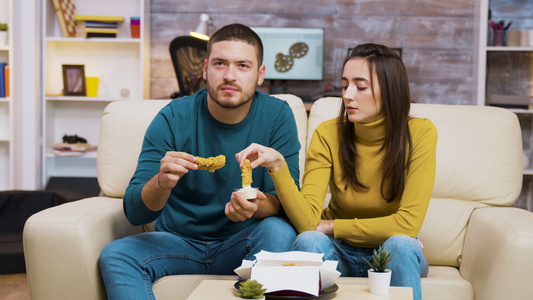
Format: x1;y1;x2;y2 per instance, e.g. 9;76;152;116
307;97;523;267
97;100;171;197
97;95;308;198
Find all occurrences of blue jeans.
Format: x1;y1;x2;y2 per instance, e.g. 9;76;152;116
292;232;428;300
99;216;296;300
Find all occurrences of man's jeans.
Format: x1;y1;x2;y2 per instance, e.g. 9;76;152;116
99;216;296;300
292;232;428;300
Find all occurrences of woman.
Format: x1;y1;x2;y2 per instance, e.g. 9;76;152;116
236;43;437;300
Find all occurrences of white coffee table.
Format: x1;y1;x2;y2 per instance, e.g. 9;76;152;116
186;279;413;300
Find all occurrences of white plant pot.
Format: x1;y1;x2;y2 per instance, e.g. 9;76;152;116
367;269;392;295
0;31;7;46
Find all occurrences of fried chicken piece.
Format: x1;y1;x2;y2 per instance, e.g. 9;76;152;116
196;155;226;172
241;159;253;187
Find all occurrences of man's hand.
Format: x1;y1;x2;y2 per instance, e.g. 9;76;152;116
235;143;286;173
225;190;267;222
158;151;198;190
141;151;197;211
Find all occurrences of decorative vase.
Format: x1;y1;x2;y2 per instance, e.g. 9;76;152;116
367;269;392;295
0;31;7;46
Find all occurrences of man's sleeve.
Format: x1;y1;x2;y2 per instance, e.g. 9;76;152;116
123;107;174;226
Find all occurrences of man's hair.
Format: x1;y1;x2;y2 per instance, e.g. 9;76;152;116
207;23;264;66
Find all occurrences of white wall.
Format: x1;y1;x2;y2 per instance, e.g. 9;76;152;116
13;0;41;189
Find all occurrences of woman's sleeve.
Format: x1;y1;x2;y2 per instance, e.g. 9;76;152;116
334;119;438;246
270;122;334;232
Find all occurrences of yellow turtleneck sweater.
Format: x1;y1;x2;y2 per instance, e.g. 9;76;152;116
271;116;437;248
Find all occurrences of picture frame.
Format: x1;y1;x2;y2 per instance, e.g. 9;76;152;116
62;64;86;96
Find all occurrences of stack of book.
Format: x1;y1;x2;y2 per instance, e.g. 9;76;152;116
0;62;9;98
75;15;124;38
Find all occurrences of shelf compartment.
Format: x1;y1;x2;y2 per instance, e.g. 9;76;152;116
45;40;142;99
487;46;533;52
45;155;98;178
46;96;124;102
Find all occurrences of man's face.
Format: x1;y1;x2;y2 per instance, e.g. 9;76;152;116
204;40;265;109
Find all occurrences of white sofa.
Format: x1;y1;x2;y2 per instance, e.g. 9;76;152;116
23;95;533;300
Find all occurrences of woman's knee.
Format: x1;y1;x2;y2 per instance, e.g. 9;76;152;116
291;231;331;252
382;235;421;254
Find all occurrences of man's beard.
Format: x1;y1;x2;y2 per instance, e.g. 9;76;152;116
207;82;254;109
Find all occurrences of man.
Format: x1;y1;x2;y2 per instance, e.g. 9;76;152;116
99;24;300;299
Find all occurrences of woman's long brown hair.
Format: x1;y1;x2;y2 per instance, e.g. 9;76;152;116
339;43;412;203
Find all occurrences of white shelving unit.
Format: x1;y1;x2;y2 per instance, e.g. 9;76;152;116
41;0;150;186
0;0;13;190
476;0;533;211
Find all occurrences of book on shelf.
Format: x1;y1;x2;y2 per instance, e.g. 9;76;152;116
0;62;6;98
76;20;119;29
74;15;123;38
4;64;9;98
51;0;77;37
86;32;117;38
76;28;119;38
74;15;124;22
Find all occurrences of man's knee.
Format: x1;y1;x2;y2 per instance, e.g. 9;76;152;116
100;240;122;268
256;216;296;240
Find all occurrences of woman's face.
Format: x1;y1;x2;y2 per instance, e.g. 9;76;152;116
341;58;384;124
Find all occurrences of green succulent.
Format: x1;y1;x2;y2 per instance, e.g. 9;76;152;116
362;246;393;272
236;279;266;299
0;23;8;31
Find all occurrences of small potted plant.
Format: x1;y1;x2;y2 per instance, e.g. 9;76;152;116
0;23;8;46
236;279;267;300
363;246;393;295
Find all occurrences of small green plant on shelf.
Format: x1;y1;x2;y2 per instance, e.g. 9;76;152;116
0;23;8;31
236;279;267;299
362;246;393;272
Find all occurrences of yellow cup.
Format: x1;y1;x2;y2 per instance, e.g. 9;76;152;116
86;77;100;97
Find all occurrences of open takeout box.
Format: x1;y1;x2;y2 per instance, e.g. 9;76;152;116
234;251;341;297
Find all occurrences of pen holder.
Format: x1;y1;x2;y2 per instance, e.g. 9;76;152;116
130;17;140;39
490;29;507;46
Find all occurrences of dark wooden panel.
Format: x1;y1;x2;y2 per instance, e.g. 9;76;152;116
149;0;479;105
152;0;336;15
336;0;473;16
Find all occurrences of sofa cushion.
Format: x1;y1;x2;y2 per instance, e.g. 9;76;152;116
409;104;522;207
98;100;171;198
418;198;484;267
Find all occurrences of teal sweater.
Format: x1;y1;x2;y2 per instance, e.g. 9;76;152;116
124;89;300;241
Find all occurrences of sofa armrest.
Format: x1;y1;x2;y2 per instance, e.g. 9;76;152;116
23;197;142;300
460;207;533;300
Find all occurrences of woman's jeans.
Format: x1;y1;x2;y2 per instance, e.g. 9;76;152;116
292;232;428;300
99;216;296;300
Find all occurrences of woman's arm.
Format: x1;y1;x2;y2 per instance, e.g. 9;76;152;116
237;122;334;233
